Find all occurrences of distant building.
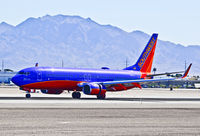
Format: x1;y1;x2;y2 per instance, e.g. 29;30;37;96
194;83;200;89
0;71;16;84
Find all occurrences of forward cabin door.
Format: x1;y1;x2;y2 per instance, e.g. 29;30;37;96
37;71;42;81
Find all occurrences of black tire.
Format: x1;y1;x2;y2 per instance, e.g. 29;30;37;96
72;92;77;99
26;94;31;98
76;92;81;99
97;94;100;99
72;92;81;99
97;93;106;99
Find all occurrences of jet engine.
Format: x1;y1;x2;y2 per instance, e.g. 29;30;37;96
82;83;106;95
41;89;64;94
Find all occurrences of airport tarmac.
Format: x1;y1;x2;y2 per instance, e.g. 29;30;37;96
1;87;200;135
1;86;200;108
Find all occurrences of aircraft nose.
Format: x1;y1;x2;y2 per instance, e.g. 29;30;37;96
11;75;20;86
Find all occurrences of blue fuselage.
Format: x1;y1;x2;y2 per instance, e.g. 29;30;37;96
12;67;141;90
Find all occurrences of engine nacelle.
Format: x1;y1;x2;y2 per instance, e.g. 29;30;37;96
82;83;106;95
41;89;64;94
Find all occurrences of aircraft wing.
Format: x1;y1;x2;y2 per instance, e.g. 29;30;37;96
146;71;184;77
146;64;192;77
96;63;192;85
99;77;175;85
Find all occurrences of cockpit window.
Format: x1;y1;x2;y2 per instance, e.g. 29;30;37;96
18;71;30;76
18;71;25;75
25;72;30;75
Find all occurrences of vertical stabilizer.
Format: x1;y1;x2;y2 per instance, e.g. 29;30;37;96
124;33;158;73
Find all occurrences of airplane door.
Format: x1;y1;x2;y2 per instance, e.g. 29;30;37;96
37;71;42;81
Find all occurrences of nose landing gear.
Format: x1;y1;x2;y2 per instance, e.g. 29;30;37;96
25;93;31;98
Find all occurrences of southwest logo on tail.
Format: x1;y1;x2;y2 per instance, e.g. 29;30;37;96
124;33;158;73
12;33;192;99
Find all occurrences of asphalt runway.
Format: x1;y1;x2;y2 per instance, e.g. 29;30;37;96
1;108;200;136
1;87;200;135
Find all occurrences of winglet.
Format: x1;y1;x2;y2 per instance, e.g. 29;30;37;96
182;63;192;78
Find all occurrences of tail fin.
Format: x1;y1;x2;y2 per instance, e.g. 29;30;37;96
124;33;158;73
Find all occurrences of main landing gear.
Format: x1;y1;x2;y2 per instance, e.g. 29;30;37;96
97;93;106;99
25;93;31;98
72;92;81;99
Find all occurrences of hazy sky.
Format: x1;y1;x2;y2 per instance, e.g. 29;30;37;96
0;0;199;46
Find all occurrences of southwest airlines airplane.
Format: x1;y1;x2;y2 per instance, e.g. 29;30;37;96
11;34;192;99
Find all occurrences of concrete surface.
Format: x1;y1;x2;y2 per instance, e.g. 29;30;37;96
0;87;200;108
0;87;200;135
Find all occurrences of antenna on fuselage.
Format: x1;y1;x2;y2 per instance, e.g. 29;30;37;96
35;63;38;67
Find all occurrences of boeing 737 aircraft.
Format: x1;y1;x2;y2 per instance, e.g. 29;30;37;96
11;34;192;99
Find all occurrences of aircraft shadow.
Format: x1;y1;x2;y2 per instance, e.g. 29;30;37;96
0;97;200;102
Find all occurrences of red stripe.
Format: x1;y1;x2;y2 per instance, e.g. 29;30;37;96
22;80;82;90
90;89;106;95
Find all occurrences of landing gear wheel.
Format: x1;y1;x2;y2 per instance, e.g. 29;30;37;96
72;92;81;99
72;92;76;98
26;94;31;98
97;93;106;99
76;92;81;99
